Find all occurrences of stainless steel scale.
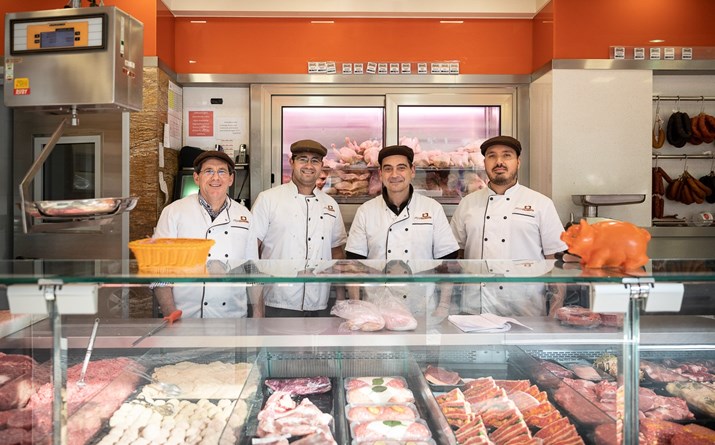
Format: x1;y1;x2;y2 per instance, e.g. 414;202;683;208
571;194;646;223
4;6;143;233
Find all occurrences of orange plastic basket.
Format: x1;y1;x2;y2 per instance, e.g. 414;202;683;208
128;238;215;273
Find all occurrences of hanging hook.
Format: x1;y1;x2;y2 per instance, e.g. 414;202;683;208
655;96;661;116
683;154;689;172
710;155;714;173
654;154;659;168
676;96;681;112
701;96;706;115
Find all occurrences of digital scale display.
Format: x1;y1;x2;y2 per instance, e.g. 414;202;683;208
10;14;106;54
40;28;76;48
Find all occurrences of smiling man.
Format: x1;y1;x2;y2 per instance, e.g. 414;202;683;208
345;145;459;318
450;135;568;316
251;139;347;317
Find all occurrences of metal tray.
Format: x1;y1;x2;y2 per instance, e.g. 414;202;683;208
29;196;138;219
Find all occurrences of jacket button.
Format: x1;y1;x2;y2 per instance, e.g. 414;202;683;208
208;253;211;257
388;250;391;253
204;302;208;305
308;237;311;241
208;230;212;233
486;216;490;219
222;302;226;306
504;216;508;219
489;197;493;201
225;254;229;258
484;238;488;242
389;228;392;232
225;231;228;235
403;295;407;299
321;236;324;240
404;249;408;253
502;239;505;243
320;216;323;219
405;228;408;231
506;198;510;201
499;286;504;290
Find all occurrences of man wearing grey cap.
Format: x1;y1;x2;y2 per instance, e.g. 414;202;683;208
345;145;459;319
450;135;567;316
153;149;261;318
252;139;347;317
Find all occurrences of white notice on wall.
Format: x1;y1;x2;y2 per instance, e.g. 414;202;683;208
167;80;183;148
217;117;243;139
664;48;675;60
650;47;661;60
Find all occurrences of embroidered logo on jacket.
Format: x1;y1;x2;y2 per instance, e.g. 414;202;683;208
233;215;249;224
516;205;534;212
415;212;432;220
326;205;335;213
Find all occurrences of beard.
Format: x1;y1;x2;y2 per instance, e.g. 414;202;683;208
487;169;517;186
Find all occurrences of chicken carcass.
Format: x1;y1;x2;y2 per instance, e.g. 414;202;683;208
332;146;362;165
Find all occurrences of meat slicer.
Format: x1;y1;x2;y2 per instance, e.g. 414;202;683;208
571;194;646;224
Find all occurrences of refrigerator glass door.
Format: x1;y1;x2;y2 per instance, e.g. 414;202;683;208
33;135;102;201
273;95;385;203
387;92;514;204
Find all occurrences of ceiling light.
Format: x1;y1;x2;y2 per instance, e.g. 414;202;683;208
189;60;197;64
311;20;334;24
190;20;207;24
440;20;464;24
649;39;665;43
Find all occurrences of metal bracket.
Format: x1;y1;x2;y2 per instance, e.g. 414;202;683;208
591;278;684;313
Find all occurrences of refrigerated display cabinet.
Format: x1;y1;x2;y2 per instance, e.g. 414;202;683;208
0;258;714;445
257;86;516;221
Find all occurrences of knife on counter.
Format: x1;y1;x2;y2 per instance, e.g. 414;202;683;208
131;309;182;347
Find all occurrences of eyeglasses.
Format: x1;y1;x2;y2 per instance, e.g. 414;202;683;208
293;156;323;166
200;168;232;177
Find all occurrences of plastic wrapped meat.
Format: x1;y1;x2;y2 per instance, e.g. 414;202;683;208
346;404;418;422
330;300;385;332
568;363;605;381
345;376;407;390
424;365;461;386
375;296;417;331
555;306;602;328
346;385;414;405
351;420;431;442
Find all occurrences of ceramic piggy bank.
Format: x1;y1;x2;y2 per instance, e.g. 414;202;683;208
560;220;651;270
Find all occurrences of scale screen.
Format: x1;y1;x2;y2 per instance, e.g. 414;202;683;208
10;14;106;54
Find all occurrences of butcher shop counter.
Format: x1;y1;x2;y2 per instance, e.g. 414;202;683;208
0;258;715;445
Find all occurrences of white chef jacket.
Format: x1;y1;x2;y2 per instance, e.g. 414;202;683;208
450;183;567;316
459;259;556;316
154;194;259;318
346;192;459;261
450;183;567;260
252;182;347;311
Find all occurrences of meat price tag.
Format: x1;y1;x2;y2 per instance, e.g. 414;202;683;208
417;63;428;74
366;62;377;74
664;47;675;60
378;63;388;74
342;63;353;74
634;48;645;60
354;63;364;74
649;47;661;60
681;47;693;60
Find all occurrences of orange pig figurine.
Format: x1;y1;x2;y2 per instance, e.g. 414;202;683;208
560;220;651;270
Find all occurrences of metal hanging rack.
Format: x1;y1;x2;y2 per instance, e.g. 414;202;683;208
652;154;715;160
652;95;715;101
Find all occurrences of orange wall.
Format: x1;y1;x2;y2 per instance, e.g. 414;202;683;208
553;0;715;59
532;1;554;71
173;18;534;75
156;0;174;67
0;0;157;56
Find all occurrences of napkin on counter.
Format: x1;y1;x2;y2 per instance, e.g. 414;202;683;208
448;313;532;333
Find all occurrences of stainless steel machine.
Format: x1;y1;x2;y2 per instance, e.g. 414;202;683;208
5;6;143;259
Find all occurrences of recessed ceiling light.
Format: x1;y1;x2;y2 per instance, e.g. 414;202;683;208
311;20;334;24
649;39;665;43
440;20;464;24
189;60;197;64
190;20;207;24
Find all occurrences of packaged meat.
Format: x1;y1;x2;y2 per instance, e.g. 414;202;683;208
455;416;489;444
489;415;531;444
506;390;540;412
257;391;335;442
598;313;624;327
346;385;415;405
555;306;602;328
330;300;385;332
265;376;331;395
345;376;407;391
346;404;418;423
374;296;418;331
351;419;432;442
143;361;252;399
424;365;461;386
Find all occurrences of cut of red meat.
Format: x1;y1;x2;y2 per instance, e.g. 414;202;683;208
264;376;331;395
424;365;461;385
0;354;36;387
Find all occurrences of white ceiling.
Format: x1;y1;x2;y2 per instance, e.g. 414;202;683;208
160;0;551;19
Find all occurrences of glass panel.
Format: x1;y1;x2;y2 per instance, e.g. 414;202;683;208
398;105;500;203
281;107;384;202
42;142;96;200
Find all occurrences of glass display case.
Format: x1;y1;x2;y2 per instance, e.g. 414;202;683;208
0;259;714;445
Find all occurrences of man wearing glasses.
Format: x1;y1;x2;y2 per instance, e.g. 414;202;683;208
252;139;347;317
153;150;261;318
